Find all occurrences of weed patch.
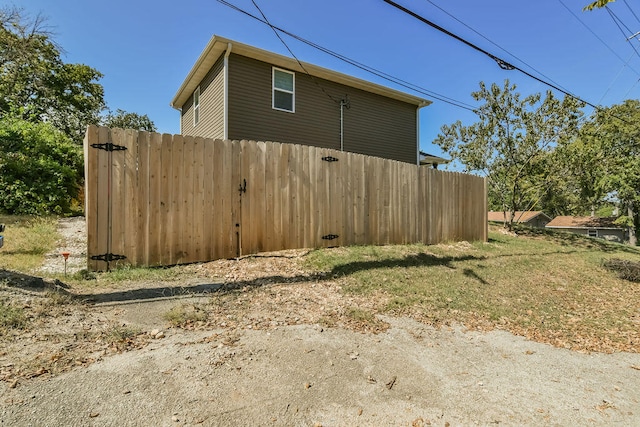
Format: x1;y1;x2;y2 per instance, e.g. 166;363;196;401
164;303;209;327
0;300;27;332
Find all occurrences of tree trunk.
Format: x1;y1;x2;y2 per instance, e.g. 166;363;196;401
628;205;637;246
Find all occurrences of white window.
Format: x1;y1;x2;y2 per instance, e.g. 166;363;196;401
272;67;295;112
588;229;598;238
193;86;200;126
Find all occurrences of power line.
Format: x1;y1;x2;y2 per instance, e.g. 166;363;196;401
425;0;573;94
623;0;640;25
215;0;476;111
598;51;636;104
606;6;640;60
382;0;599;109
249;0;341;105
558;0;640;77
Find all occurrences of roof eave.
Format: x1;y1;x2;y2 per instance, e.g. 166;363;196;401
171;35;432;110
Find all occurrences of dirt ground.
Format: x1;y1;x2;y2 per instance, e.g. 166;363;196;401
1;217;640;426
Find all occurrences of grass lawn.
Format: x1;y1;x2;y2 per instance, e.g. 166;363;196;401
1;216;639;353
305;226;640;353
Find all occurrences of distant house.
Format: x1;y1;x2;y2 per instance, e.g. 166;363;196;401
545;216;628;243
487;211;552;228
171;35;432;164
419;151;449;169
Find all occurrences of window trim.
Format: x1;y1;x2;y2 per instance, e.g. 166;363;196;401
272;67;295;113
193;86;201;126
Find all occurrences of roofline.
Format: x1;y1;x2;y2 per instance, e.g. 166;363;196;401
545;225;625;230
171;35;432;110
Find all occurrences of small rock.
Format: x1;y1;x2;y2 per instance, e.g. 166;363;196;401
172;415;179;422
89;412;99;418
304;382;312;389
155;331;165;339
150;329;160;337
9;380;18;389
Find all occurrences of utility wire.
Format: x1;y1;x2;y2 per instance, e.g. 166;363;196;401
598;51;636;104
425;0;573;94
250;0;341;105
606;6;640;59
215;0;476;111
382;0;599;109
558;0;640;77
624;0;640;25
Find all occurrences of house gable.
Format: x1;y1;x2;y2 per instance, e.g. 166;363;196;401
180;55;225;139
172;35;430;164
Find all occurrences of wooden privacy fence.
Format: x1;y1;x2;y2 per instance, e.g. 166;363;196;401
84;126;487;271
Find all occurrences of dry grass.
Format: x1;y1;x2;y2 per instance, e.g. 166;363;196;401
0;215;58;272
305;225;640;353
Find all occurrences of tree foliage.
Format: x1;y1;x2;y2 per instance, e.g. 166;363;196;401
434;80;584;228
0;117;83;215
0;6;105;142
584;0;615;11
579;100;640;244
102;109;157;132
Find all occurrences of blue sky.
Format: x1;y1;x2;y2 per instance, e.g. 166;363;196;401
9;0;640;159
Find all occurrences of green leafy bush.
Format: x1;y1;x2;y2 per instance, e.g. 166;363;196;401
0;117;83;215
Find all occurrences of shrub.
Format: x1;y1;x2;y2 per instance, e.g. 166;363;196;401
0;117;83;215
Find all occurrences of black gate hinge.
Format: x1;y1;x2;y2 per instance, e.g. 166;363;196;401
322;234;339;240
322;156;339;162
90;253;127;262
91;142;127;152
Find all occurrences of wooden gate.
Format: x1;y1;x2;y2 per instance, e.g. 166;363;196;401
84;126;487;271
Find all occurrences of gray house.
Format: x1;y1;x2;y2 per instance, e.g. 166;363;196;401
545;216;628;243
171;35;431;164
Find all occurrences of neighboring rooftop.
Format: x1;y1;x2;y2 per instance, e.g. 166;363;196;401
546;216;625;229
487;211;549;223
419;151;450;167
171;35;432;110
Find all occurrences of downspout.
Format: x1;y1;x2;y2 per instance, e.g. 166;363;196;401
223;42;232;140
340;95;350;151
416;101;429;165
340;101;344;151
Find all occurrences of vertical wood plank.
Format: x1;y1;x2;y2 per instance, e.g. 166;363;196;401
159;134;173;266
232;140;243;257
171;134;184;264
147;132;162;266
301;144;312;249
192;136;205;262
84;125;101;271
108;128;125;269
262;142;275;252
203;138;215;260
136;131;150;267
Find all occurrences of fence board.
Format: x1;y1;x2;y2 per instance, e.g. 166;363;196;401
147;132;162;266
85;127;487;270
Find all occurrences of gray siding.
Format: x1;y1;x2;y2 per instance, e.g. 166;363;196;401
227;54;418;164
181;56;225;139
551;227;627;243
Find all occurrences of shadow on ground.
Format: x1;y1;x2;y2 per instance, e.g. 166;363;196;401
1;252;486;304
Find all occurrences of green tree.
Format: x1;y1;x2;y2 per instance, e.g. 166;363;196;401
0;7;105;142
0;117;83;215
580;100;640;245
434;80;584;228
102;109;157;132
584;0;615;11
